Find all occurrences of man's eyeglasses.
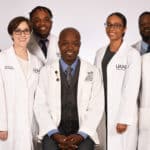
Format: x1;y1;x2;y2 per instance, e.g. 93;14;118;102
104;23;123;29
14;29;30;35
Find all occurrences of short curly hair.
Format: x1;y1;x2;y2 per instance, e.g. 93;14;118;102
29;6;53;19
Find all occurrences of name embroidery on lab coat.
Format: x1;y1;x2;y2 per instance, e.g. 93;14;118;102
116;64;129;71
4;66;14;69
85;71;93;81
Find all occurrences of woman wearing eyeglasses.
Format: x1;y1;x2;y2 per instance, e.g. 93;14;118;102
0;16;42;150
95;12;141;150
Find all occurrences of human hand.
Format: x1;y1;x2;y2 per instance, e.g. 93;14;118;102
66;134;84;145
116;123;128;134
52;133;67;144
0;131;8;140
58;134;84;150
52;133;69;149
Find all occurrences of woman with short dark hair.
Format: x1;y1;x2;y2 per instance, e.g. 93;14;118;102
0;16;42;150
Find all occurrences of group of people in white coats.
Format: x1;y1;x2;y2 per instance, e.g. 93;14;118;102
95;11;150;150
0;6;104;150
0;6;60;150
0;5;150;150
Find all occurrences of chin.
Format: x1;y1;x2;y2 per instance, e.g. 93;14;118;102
41;34;49;38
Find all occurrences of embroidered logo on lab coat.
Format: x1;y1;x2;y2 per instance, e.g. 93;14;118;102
4;66;14;69
33;68;40;73
85;71;93;81
116;64;129;71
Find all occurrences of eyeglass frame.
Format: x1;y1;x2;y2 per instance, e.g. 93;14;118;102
14;28;31;35
104;23;124;29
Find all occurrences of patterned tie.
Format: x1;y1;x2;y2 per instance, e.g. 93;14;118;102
66;66;72;86
40;39;47;57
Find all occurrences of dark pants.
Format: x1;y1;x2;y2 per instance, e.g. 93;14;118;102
42;135;95;150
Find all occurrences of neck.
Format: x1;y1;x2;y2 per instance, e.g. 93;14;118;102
13;45;28;60
109;39;123;52
34;31;49;39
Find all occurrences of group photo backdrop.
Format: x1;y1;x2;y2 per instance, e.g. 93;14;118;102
0;0;149;63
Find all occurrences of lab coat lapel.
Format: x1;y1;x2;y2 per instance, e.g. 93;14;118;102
52;61;61;122
28;34;45;63
108;41;127;65
9;46;26;82
77;60;87;108
26;52;35;80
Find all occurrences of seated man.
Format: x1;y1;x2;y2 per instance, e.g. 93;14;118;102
34;27;104;150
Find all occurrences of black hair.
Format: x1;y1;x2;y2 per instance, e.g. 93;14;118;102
29;6;53;19
139;11;150;25
107;12;127;28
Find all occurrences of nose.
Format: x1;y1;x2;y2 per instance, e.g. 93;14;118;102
20;31;26;36
67;43;74;50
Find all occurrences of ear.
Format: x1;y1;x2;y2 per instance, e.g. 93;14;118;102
123;27;127;33
11;36;14;41
58;41;61;49
79;41;81;47
122;27;127;37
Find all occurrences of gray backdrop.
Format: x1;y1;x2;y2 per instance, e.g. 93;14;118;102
0;0;149;63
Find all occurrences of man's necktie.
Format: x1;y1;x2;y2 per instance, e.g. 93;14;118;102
66;66;72;86
40;39;47;57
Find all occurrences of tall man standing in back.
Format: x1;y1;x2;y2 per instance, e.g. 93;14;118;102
28;6;60;65
132;11;150;55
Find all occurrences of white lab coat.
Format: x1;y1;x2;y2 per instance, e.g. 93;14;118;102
28;33;60;65
138;53;150;150
0;71;7;130
0;46;42;150
132;41;142;52
94;42;141;150
34;59;104;144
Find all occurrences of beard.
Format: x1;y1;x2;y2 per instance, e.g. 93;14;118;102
141;33;150;43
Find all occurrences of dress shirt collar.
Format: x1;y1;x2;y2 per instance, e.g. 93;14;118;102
33;32;50;47
60;57;79;76
141;40;149;53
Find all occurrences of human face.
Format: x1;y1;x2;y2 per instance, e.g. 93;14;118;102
59;30;81;65
31;9;52;38
105;15;126;42
139;14;150;42
12;21;31;48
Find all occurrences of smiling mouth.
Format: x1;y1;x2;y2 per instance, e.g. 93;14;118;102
66;52;73;55
39;26;47;31
109;33;116;37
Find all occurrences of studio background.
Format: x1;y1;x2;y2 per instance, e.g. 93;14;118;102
0;0;149;63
